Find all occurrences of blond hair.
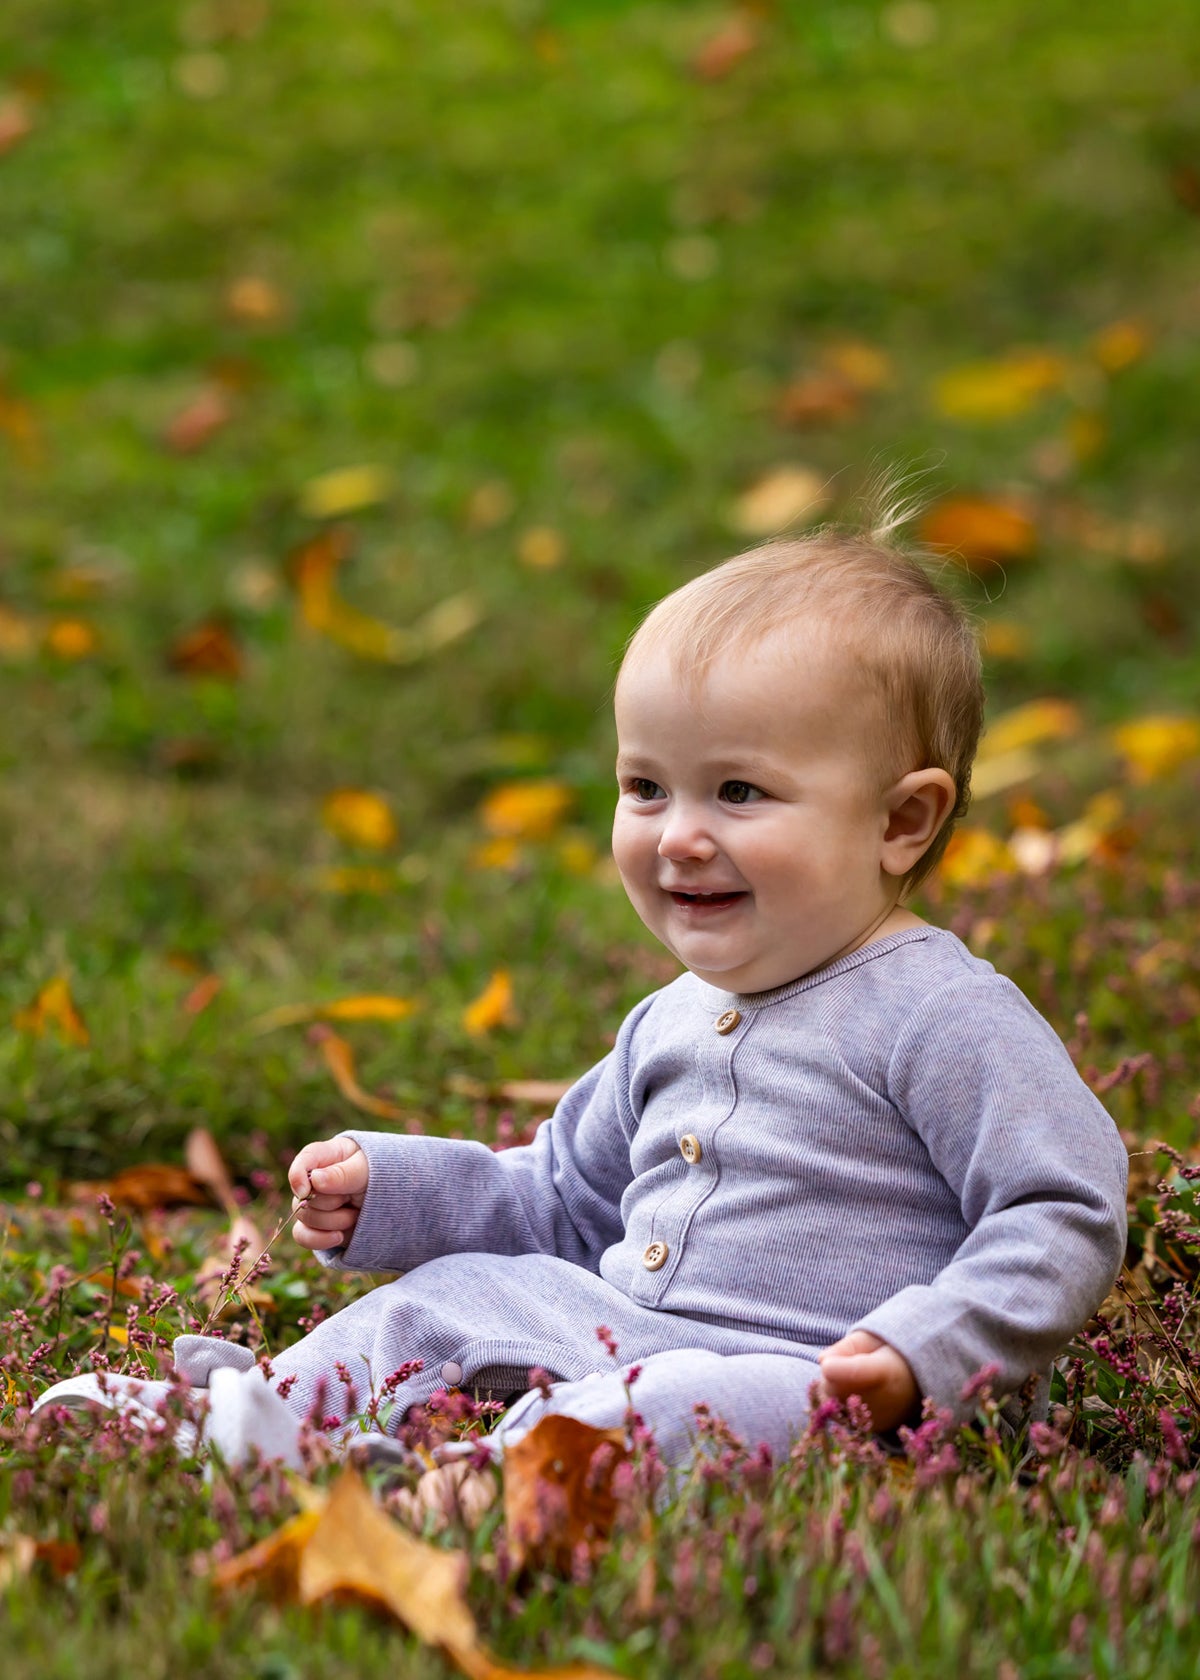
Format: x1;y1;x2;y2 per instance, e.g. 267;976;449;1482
619;528;984;891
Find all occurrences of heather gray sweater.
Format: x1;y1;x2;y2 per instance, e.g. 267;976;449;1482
310;927;1127;1439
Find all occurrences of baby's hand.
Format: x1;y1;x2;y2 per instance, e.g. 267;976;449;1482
816;1330;919;1433
288;1136;369;1251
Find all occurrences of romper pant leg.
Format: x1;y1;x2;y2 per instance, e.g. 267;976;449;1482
494;1346;822;1469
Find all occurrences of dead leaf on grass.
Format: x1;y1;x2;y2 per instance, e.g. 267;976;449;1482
168;618;243;680
185;1126;239;1216
730;466;830;536
321;788;399;849
14;975;89;1046
932;351;1068;421
918;496;1037;570
311;1025;408;1121
299;463;394;520
504;1414;629;1573
252;994;419;1033
691;14;760;80
0;1535;81;1589
164;386;234;454
1113;716;1200;783
463;971;518;1037
68;1164;211;1212
480;781;573;840
0;94;34;155
44;618;100;659
978;699;1082;760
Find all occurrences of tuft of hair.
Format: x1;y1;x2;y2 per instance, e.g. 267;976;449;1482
620;509;984;893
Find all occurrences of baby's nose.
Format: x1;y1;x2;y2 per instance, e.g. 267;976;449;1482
657;806;717;861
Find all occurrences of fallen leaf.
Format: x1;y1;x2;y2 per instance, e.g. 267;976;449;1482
918;497;1037;570
225;275;287;325
252;994;419;1033
465;480;515;530
517;527;566;570
557;836;597;876
415;592;484;654
182;973;223;1016
0;382;42;462
299;464;394;520
14;975;89;1046
196;1213;271;1310
463;971;517;1036
978;699;1082;760
316;866;394;894
469;837;524;872
499;1079;573;1106
44;618;100;659
0;604;37;658
312;1026;408;1121
185;1126;239;1216
979;620;1030;660
0;94;33;154
504;1415;629;1572
480;781;573;840
0;1535;80;1589
730;466;829;536
1091;319;1150;373
691;14;760;80
321;788;399;850
1065;410;1106;464
776;370;862;428
164;386;233;454
1112;715;1200;783
219;1470;610;1680
68;1164;212;1213
168;618;243;680
822;340;893;391
937;828;1016;888
1055;791;1128;866
932;350;1068;421
968;748;1040;801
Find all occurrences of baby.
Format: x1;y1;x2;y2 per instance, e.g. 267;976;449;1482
272;526;1128;1471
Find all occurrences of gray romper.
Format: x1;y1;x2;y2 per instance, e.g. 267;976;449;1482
269;928;1128;1465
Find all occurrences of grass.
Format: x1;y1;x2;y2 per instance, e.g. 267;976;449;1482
2;0;1200;1673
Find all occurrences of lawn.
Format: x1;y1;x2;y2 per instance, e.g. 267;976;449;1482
2;1;1200;1675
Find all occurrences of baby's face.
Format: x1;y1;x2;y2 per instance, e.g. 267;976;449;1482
612;629;899;994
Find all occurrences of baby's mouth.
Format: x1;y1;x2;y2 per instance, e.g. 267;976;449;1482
668;890;747;909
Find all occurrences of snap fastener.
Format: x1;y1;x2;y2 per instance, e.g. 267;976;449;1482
680;1133;702;1165
642;1240;669;1271
714;1008;741;1034
440;1360;463;1386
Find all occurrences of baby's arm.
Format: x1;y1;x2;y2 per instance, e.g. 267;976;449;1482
289;1135;368;1251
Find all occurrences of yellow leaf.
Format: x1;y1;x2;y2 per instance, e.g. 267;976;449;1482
730;466;830;536
321;788;398;850
469;836;524;872
317;866;394;895
299;464;394;520
557;836;597;876
938;829;1016;888
214;1505;324;1597
1091;319;1150;374
479;781;573;841
968;749;1040;801
932;350;1069;421
316;1028;408;1121
14;975;90;1047
821;339;893;391
414;591;483;654
252;995;419;1033
979;699;1082;760
108;1325;129;1344
1055;791;1125;866
463;971;517;1036
517;527;566;570
1113;716;1200;783
980;620;1030;660
44;618;100;660
1066;410;1106;463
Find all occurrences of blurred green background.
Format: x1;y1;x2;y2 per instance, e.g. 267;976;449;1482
2;0;1198;1186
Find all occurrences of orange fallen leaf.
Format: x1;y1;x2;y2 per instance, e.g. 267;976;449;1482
979;699;1082;760
182;973;223;1016
225;274;288;325
776;370;862;428
68;1164;211;1212
0;1535;81;1590
730;466;829;536
321;788;399;850
164;386;233;454
168;618;243;680
185;1126;239;1216
1091;319;1150;374
0;382;42;462
252;994;419;1033
0;604;37;658
504;1415;630;1573
196;1213;272;1311
480;781;573;841
14;975;89;1046
44;618;100;659
821;339;893;391
918;497;1037;571
979;620;1030;660
463;971;517;1036
218;1470;611;1680
317;866;394;895
1112;715;1200;783
0;95;34;155
469;836;524;872
932;350;1068;421
938;828;1017;888
312;1026;408;1122
691;14;760;80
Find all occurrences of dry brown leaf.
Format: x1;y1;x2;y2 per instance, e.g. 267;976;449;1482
312;1025;408;1121
0;1535;81;1589
68;1163;212;1213
164;386;233;454
195;1213;271;1310
691;14;759;80
185;1126;239;1216
168;618;243;680
214;1506;323;1597
14;975;90;1046
498;1079;573;1106
918;497;1037;571
503;1415;629;1573
776;370;862;428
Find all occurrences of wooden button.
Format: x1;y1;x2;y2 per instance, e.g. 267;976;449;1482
680;1133;702;1165
642;1240;669;1271
714;1008;741;1034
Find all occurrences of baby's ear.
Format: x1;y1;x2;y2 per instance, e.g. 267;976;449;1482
880;769;956;877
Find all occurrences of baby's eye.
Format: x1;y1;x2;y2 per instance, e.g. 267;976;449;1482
720;781;763;805
629;778;664;802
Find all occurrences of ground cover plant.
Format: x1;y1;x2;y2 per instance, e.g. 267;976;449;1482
2;0;1200;1674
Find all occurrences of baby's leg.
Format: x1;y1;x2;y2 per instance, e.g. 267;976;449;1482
493;1346;822;1469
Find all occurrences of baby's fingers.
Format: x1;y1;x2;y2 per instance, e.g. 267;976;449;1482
293;1205;359;1251
288;1135;364;1198
817;1352;886;1396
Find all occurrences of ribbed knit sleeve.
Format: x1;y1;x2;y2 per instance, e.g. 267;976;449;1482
317;993;656;1276
854;972;1128;1417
